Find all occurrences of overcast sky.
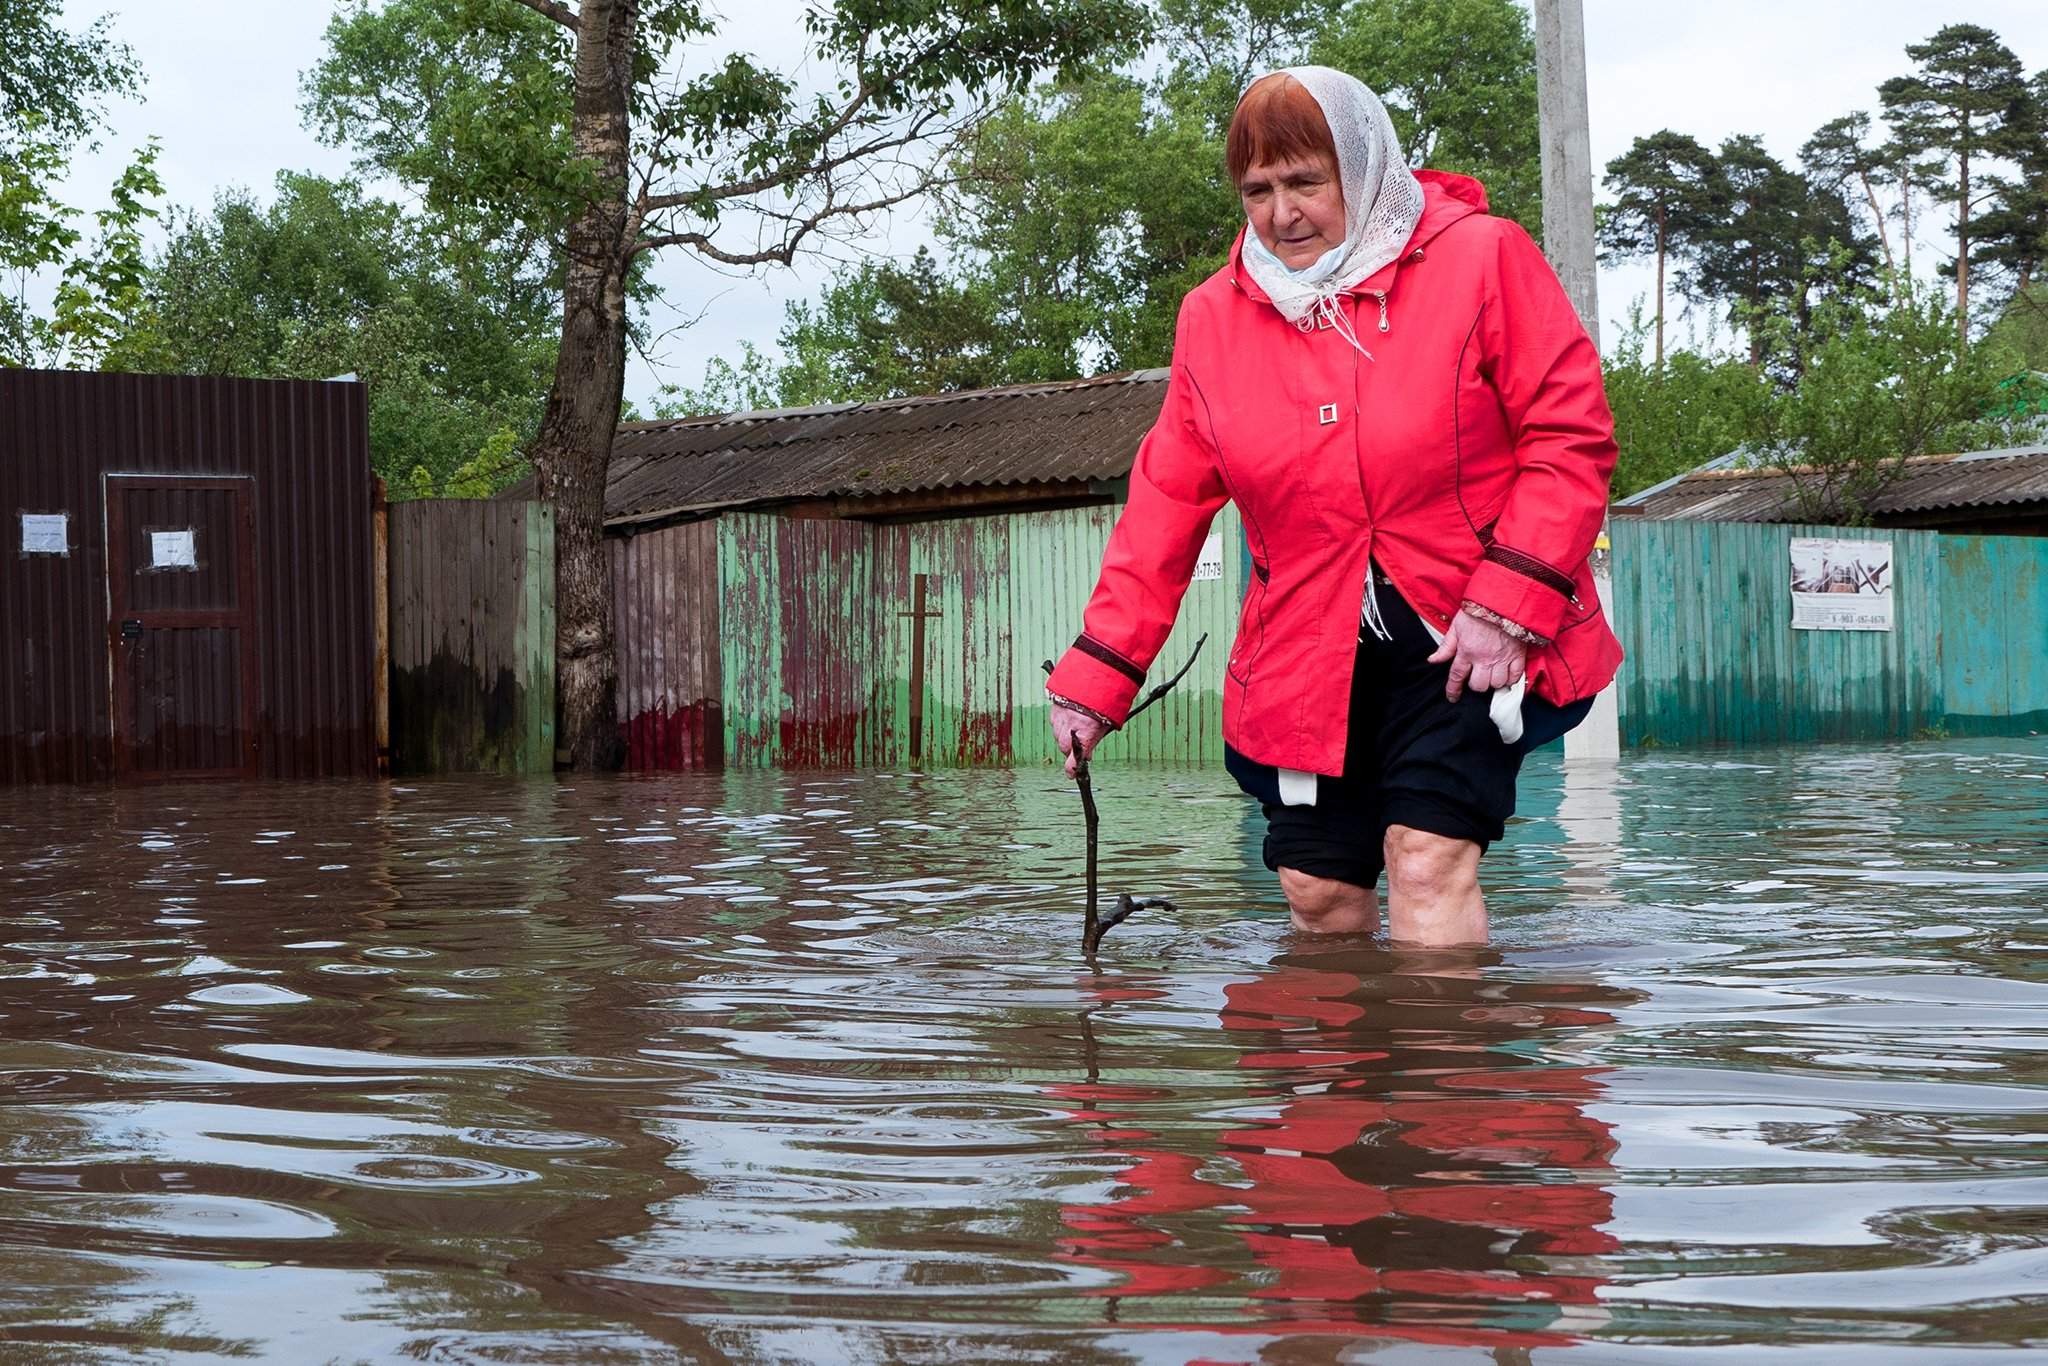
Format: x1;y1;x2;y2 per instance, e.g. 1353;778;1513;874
47;1;2048;408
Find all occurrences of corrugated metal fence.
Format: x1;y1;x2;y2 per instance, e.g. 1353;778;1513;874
1;369;376;784
1938;534;2048;735
614;503;1245;770
387;501;556;775
1610;519;2046;746
611;520;722;769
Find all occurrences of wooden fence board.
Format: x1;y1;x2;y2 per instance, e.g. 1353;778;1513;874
387;500;554;775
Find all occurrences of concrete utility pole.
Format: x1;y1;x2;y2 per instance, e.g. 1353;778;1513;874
1533;0;1599;338
1533;0;1621;764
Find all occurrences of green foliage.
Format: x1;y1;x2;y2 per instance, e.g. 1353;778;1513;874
1604;264;2035;518
44;139;165;367
653;341;799;420
1750;262;2034;522
1969;70;2048;304
1597;129;1720;362
1802;112;1901;273
0;0;140;154
1986;284;2048;372
110;174;556;496
1879;24;2032;203
1309;0;1541;231
1;128;164;368
1601;305;1772;499
672;0;1541;406
0;0;153;366
1692;134;1875;364
303;0;581;294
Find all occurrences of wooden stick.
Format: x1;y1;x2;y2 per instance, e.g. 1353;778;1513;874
1043;634;1208;957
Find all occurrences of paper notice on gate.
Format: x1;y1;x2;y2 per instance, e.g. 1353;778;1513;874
1193;532;1224;582
151;529;198;570
21;513;68;555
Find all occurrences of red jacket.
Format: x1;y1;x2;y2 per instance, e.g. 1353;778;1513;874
1048;171;1624;775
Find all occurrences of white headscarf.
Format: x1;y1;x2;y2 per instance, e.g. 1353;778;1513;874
1238;66;1424;344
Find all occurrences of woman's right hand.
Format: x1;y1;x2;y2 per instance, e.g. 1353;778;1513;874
1051;704;1113;779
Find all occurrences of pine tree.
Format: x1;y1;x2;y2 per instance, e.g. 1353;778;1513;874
1970;69;2048;303
1880;23;2030;342
1689;135;1808;366
1802;113;1897;275
1597;130;1718;366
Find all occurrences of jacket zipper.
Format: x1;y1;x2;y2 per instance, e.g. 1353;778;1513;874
1368;291;1389;333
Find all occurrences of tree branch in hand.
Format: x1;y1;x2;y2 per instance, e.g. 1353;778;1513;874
1040;633;1208;957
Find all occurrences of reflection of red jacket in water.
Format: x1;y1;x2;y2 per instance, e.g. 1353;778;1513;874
1051;968;1620;1347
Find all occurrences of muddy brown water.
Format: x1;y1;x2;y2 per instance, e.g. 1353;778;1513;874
1;741;2044;1363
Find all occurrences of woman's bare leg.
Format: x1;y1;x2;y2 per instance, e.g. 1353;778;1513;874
1277;867;1380;935
1382;825;1487;946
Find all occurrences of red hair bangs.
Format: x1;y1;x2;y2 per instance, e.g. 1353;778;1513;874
1226;74;1336;185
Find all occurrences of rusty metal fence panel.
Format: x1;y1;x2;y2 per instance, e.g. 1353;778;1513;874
611;519;723;770
387;500;555;775
691;502;1243;769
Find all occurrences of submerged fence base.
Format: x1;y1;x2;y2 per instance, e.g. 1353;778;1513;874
387;501;556;775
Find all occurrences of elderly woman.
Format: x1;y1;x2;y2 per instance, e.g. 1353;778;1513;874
1045;67;1623;948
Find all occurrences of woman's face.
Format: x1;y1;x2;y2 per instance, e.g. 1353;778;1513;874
1239;153;1345;270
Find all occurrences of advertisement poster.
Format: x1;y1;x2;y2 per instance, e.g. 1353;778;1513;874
1193;532;1224;582
1790;536;1893;631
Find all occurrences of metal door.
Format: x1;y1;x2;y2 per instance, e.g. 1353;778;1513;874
105;475;260;780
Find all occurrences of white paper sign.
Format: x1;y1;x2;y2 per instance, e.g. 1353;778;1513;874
21;513;67;555
1193;532;1224;582
151;529;198;571
1790;536;1893;631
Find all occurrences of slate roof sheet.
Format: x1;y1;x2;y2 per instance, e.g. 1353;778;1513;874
580;368;1170;525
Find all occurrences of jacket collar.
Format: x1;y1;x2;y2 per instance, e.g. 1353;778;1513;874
1229;169;1490;302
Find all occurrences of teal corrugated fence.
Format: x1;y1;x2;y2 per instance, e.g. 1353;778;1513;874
1609;519;1946;746
1938;534;2048;736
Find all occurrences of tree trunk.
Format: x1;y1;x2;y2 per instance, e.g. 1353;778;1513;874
1653;204;1665;368
531;0;638;772
1956;144;1971;347
1747;251;1762;369
1901;170;1913;276
1858;171;1895;276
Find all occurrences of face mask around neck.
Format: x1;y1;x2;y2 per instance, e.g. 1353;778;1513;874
1245;227;1346;285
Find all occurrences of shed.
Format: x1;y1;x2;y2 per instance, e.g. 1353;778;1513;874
2;369;380;784
1612;444;2048;536
570;369;1246;769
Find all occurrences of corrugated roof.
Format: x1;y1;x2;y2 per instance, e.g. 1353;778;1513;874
581;368;1169;526
1614;445;2048;523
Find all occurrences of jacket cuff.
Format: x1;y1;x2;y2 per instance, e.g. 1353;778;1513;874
1046;691;1118;729
1463;546;1577;642
1461;600;1552;648
1044;633;1145;725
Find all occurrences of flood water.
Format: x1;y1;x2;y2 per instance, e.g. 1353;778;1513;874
1;740;2045;1363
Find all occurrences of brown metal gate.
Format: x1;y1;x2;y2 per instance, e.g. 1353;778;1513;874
104;475;261;780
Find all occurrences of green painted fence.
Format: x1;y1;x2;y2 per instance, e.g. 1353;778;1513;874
1939;534;2048;736
1611;519;2047;747
711;503;1245;768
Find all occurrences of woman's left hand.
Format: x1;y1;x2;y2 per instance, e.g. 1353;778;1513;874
1427;611;1527;702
